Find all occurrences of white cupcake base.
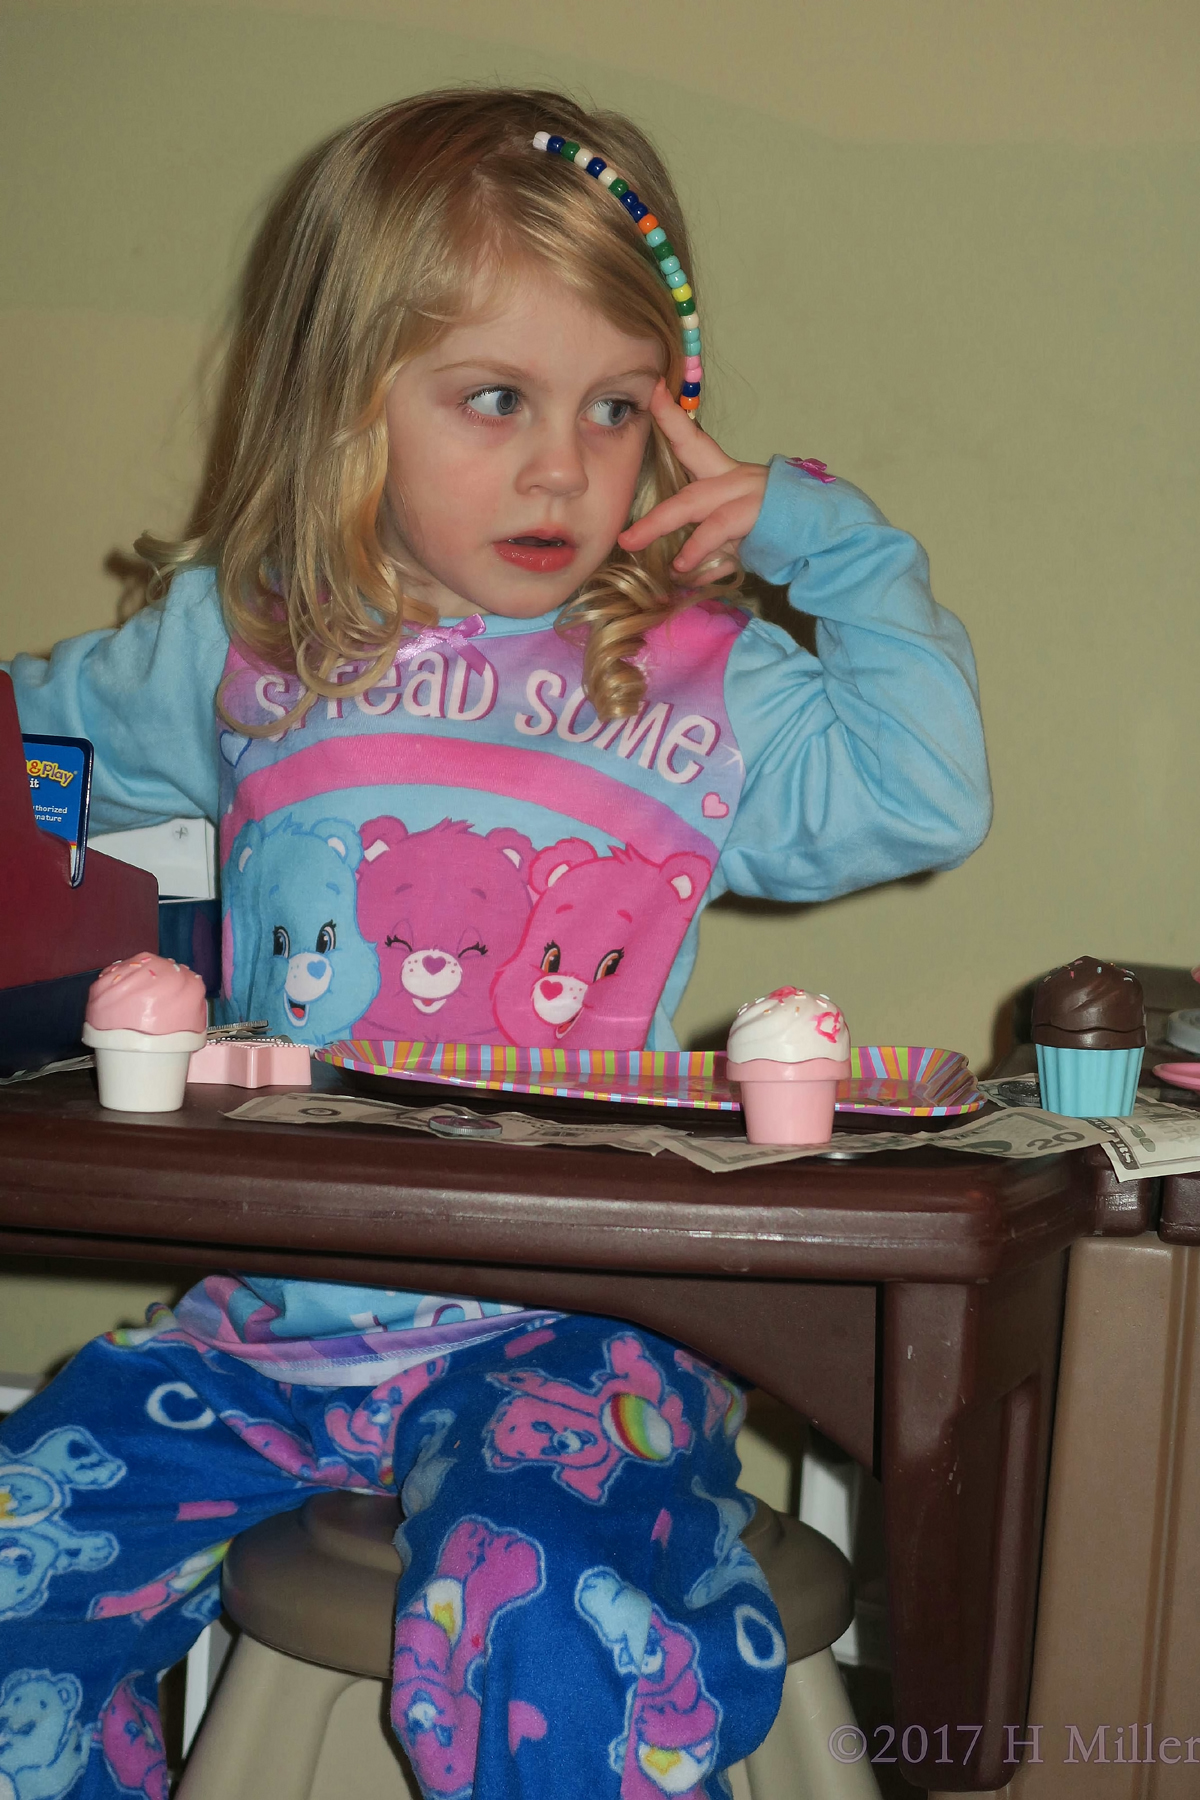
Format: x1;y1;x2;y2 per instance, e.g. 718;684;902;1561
81;1024;208;1112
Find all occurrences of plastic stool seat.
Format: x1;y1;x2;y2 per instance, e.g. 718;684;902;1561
223;1489;853;1679
223;1494;400;1678
740;1492;853;1662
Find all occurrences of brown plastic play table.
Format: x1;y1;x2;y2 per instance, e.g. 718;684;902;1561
0;1066;1143;1791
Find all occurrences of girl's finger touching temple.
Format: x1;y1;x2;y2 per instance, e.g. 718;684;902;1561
648;380;734;480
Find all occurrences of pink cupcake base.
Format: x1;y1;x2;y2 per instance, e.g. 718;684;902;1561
726;1056;852;1146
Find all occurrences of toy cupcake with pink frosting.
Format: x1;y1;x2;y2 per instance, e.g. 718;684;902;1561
726;986;851;1145
82;951;208;1111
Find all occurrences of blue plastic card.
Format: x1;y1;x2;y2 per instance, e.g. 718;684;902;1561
24;734;93;887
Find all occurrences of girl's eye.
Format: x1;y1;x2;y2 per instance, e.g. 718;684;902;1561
272;927;290;957
385;935;413;952
594;948;624;981
465;387;521;420
586;398;635;429
316;921;336;956
460;942;487;958
540;942;561;975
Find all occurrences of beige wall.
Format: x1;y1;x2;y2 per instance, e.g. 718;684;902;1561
1;1;1197;1356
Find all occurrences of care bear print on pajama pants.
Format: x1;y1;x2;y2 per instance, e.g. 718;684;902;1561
97;1679;169;1800
391;1517;545;1800
323;1359;448;1489
353;817;534;1042
222;814;380;1041
212;1360;451;1496
88;1540;231;1626
490;841;711;1049
0;1428;125;1621
482;1335;692;1502
0;1668;92;1800
576;1570;722;1800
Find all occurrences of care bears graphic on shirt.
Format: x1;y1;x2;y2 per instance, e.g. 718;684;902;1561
0;1428;125;1621
0;1668;92;1800
391;1517;544;1800
490;842;710;1049
482;1334;691;1503
353;817;534;1043
97;1679;168;1800
576;1569;722;1799
222;814;379;1042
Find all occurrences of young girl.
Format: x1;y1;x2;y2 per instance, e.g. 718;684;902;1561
0;88;989;1800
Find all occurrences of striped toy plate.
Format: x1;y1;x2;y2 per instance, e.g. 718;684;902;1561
314;1041;985;1116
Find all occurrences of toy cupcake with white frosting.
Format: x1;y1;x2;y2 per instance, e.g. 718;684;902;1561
726;986;851;1145
82;951;208;1112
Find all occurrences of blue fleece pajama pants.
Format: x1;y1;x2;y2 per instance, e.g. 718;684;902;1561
0;1309;786;1800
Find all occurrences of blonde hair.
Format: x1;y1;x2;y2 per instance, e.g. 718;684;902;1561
140;87;736;732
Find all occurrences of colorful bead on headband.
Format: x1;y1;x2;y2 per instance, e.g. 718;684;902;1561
532;132;702;415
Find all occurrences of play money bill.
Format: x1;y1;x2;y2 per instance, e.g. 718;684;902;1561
653;1107;1110;1173
1084;1098;1200;1182
229;1091;1118;1172
981;1085;1200;1182
227;1090;672;1154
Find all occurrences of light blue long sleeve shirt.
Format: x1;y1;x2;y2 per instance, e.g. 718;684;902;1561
7;456;992;1051
4;455;991;1346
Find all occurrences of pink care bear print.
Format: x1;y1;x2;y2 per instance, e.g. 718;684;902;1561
490;840;710;1049
391;1516;545;1799
482;1334;692;1503
350;819;711;1050
354;817;535;1043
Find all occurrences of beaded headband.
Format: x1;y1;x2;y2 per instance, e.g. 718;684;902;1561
531;132;702;414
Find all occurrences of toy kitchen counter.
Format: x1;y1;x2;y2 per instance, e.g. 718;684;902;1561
0;1056;1128;1793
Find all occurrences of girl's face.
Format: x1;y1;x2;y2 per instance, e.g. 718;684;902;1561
383;264;663;620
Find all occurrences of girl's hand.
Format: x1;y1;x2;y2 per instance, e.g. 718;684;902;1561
618;379;769;581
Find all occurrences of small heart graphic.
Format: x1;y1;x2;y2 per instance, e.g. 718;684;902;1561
702;792;729;819
508;1701;547;1754
218;731;251;768
539;980;563;1000
422;955;446;975
814;1009;844;1043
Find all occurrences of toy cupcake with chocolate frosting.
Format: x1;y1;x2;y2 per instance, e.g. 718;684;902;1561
1032;956;1145;1117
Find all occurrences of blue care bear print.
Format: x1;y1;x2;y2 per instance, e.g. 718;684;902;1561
222;814;380;1042
0;1428;125;1622
0;1668;92;1800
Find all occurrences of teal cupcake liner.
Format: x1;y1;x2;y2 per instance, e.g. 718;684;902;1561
1035;1044;1143;1118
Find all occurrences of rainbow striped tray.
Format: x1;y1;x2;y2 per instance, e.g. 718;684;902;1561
314;1041;985;1116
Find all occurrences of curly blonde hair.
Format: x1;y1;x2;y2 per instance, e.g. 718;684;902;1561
139;87;735;733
